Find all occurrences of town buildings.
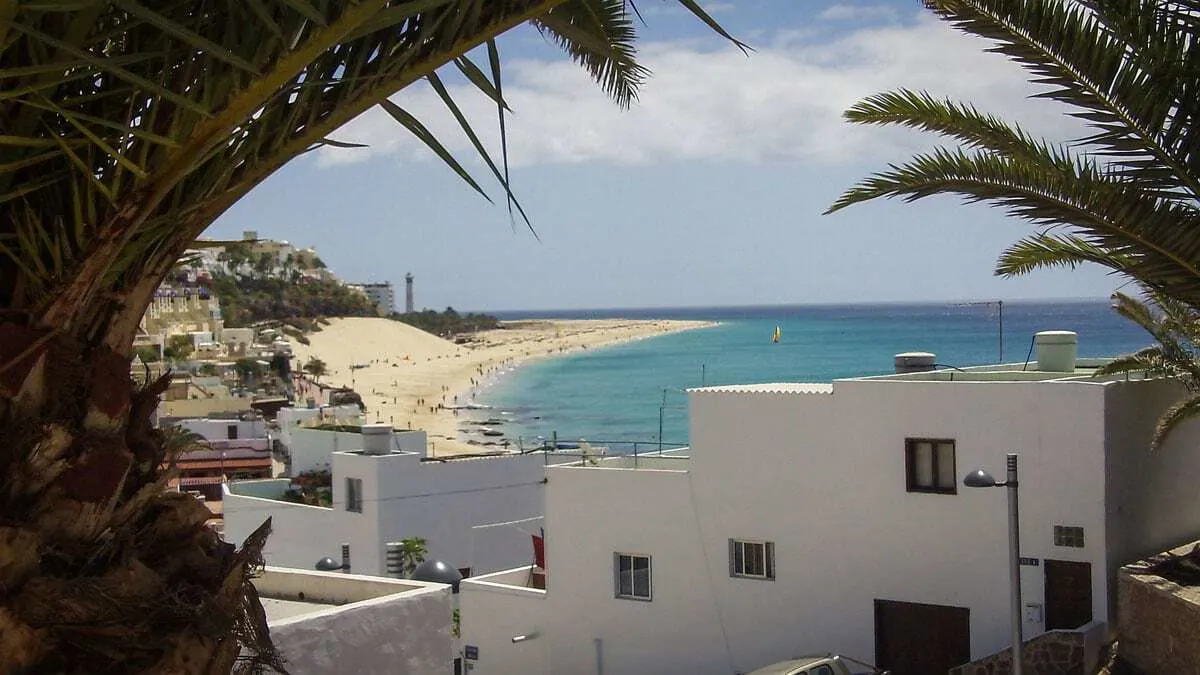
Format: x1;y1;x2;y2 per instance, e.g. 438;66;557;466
223;423;554;578
458;333;1200;675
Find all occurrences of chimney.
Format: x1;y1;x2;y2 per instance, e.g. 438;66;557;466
1035;331;1078;372
361;423;393;454
894;352;937;374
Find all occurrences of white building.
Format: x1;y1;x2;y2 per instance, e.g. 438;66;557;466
223;424;551;578
459;335;1200;675
257;566;454;675
173;416;267;442
276;403;364;451
352;282;395;316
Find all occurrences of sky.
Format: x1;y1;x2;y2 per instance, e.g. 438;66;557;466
208;0;1126;313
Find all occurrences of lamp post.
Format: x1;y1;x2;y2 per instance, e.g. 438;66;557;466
963;453;1022;675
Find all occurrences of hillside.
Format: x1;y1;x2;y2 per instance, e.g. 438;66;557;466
205;272;376;328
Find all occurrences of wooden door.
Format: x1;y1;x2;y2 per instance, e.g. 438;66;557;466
1044;560;1093;630
875;599;971;675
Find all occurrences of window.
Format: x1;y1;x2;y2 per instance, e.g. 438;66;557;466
729;539;775;580
809;667;835;675
905;439;957;494
226;424;238;440
1054;525;1085;548
345;477;363;513
614;553;652;600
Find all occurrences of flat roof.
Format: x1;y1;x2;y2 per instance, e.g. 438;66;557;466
260;597;338;623
690;383;834;394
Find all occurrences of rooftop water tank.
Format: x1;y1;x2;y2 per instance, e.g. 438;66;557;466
895;352;937;374
361;423;393;454
1035;331;1078;372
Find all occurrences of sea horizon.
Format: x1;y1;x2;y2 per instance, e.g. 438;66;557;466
483;295;1120;320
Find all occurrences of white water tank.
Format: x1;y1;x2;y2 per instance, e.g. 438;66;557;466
361;423;393;454
895;352;937;374
1035;331;1078;372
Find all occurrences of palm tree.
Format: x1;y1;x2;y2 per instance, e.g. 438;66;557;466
0;1;738;671
303;357;329;383
829;0;1200;306
827;0;1200;443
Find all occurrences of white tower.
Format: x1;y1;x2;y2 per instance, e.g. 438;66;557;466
404;273;414;314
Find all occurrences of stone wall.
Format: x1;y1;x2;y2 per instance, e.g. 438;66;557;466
949;631;1086;675
1118;546;1200;675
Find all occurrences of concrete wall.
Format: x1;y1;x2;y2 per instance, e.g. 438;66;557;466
222;482;336;569
262;569;454;675
1104;379;1200;584
459;567;548;675
288;427;362;475
1118;549;1200;675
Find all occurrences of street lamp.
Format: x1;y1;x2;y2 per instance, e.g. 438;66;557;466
963;453;1022;675
315;543;351;573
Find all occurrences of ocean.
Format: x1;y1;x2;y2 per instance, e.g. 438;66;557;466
469;300;1151;452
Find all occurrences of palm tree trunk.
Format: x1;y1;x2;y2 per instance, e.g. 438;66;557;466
0;289;283;673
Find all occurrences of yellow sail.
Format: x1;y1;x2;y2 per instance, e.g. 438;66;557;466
772;325;781;343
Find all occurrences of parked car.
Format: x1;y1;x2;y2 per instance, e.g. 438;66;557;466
745;654;887;675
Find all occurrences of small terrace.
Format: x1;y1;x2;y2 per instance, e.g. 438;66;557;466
461;565;549;596
255;567;453;674
546;446;690;471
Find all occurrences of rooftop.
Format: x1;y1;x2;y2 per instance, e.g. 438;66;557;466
691;383;834;395
254;567;448;625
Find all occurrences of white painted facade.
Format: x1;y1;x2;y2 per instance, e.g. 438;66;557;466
460;366;1200;675
223;427;549;576
174;417;266;442
258;567;454;675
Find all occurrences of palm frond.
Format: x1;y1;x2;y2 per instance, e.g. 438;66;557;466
533;0;648;108
1151;394;1200;450
995;232;1133;276
926;0;1200;198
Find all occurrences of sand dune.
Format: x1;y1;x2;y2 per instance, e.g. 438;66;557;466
290;317;715;456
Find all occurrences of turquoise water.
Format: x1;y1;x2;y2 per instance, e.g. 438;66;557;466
472;301;1151;451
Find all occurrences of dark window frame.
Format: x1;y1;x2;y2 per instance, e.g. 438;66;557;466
345;477;363;513
729;539;776;580
613;552;652;601
905;438;957;494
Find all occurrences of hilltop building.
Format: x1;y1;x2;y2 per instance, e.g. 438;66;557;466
459;332;1200;675
405;272;414;313
351;281;395;316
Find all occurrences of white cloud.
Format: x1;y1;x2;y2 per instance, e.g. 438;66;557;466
817;3;899;23
317;15;1085;170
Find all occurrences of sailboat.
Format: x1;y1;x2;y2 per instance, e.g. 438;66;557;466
771;325;781;344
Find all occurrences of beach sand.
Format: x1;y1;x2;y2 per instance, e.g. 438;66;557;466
290;317;715;456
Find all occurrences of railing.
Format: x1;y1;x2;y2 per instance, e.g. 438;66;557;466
510;437;691;469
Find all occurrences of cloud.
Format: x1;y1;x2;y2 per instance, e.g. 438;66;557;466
317;14;1085;170
817;4;899;23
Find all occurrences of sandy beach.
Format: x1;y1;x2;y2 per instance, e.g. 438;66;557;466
290;317;715;456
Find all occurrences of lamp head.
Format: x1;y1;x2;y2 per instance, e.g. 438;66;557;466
963;468;998;488
314;556;342;571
